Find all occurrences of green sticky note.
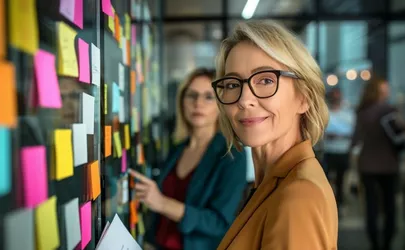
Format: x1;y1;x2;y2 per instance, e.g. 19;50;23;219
0;126;11;196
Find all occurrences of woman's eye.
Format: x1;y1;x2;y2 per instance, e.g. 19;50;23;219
225;83;240;89
258;78;274;85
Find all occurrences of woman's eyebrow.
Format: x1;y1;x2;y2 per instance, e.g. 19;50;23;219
224;66;277;78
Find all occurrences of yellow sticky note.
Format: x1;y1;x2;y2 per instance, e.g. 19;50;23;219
104;84;108;114
9;0;39;54
108;8;115;33
125;14;131;40
113;132;122;158
138;213;145;236
55;129;74;180
35;196;60;250
57;22;78;77
124;125;130;150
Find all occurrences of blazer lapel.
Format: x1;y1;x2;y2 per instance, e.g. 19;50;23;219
157;141;187;187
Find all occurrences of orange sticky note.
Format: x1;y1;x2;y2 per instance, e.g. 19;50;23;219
0;62;17;127
0;0;5;59
130;70;136;95
104;126;112;157
89;161;101;200
114;15;121;42
130;200;139;226
137;144;145;165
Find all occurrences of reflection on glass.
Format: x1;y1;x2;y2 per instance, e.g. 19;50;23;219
59;77;85;125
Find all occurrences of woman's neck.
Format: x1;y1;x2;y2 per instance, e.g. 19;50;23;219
188;126;216;149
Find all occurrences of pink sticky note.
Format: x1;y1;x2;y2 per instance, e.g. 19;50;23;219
59;0;75;23
121;150;127;173
74;0;83;29
79;201;92;249
102;0;114;17
78;39;90;83
131;25;136;46
34;50;62;108
21;146;48;208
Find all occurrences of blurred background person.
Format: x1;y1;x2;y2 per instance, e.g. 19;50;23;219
130;68;247;250
351;77;403;250
324;87;355;217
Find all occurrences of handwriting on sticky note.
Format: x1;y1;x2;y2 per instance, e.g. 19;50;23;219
104;126;112;157
121;150;127;173
35;196;60;250
124;124;130;150
89;161;101;200
81;93;95;134
21;146;48;208
34;49;62;108
55;129;74;180
78;39;90;83
102;0;114;17
0;127;11;197
57;22;78;77
74;0;83;29
9;0;39;54
91;44;100;86
0;62;17;127
72;123;88;166
79;201;92;249
113;132;122;158
62;198;81;250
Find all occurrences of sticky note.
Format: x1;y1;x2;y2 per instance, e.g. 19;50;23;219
0;62;17;127
131;25;137;46
91;44;100;86
125;14;130;39
137;144;145;165
104;126;112;157
89;161;101;200
0;0;5;59
124;124;130;150
114;16;121;42
121;150;127;173
126;40;131;67
79;201;92;249
119;96;125;122
119;63;125;90
72;123;88;166
130;70;136;95
81;93;95;134
35;196;60;250
63;198;81;250
112;82;120;113
113;132;122;158
33;49;62;108
104;84;108;114
138;214;145;235
55;129;74;180
57;22;78;77
130;200;138;226
9;0;39;54
102;0;114;16
78;39;90;83
0;127;11;197
59;0;75;23
74;0;83;29
21;146;48;208
121;37;127;65
4;208;34;250
108;12;115;33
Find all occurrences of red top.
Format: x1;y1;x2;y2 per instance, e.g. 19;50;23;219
156;168;194;250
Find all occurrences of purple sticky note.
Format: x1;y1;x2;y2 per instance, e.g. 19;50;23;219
79;201;92;249
74;0;83;29
131;25;136;46
102;0;114;17
121;150;127;173
21;146;48;208
78;39;90;83
59;0;75;23
34;50;62;108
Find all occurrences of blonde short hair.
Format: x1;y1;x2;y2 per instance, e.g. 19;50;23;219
172;68;217;144
215;20;329;151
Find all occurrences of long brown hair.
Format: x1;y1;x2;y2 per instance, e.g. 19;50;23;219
357;76;387;113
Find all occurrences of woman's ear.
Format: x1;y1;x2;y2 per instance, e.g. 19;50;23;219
297;96;309;115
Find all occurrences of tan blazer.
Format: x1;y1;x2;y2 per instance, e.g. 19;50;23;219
218;140;338;250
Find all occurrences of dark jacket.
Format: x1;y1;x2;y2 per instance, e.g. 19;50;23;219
146;133;247;250
351;102;400;174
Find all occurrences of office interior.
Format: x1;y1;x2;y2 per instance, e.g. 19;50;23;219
0;0;405;249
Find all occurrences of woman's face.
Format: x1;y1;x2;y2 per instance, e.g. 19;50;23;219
222;42;308;147
183;76;219;130
379;81;390;101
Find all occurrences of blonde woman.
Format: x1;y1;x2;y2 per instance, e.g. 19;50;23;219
130;68;247;250
212;21;338;249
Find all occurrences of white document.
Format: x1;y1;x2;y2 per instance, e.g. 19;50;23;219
96;214;142;250
81;93;95;134
72;124;88;166
91;44;101;86
119;63;125;91
95;221;110;249
63;198;81;250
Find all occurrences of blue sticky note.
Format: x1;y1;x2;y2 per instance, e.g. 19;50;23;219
0;127;11;196
112;82;120;113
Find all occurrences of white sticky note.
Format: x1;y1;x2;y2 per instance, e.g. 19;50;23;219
119;63;125;91
72;123;88;166
63;198;82;250
81;93;95;134
119;96;125;123
121;37;127;65
91;44;100;86
122;178;129;204
4;208;34;250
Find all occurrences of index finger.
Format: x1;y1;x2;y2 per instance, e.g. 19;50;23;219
128;169;153;184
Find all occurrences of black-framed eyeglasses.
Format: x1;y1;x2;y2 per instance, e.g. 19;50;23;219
211;70;299;105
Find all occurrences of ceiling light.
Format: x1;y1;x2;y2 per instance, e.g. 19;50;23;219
242;0;260;19
360;70;371;81
326;74;338;86
346;69;357;80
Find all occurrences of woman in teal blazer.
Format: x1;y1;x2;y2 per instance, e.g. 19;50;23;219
130;68;247;250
